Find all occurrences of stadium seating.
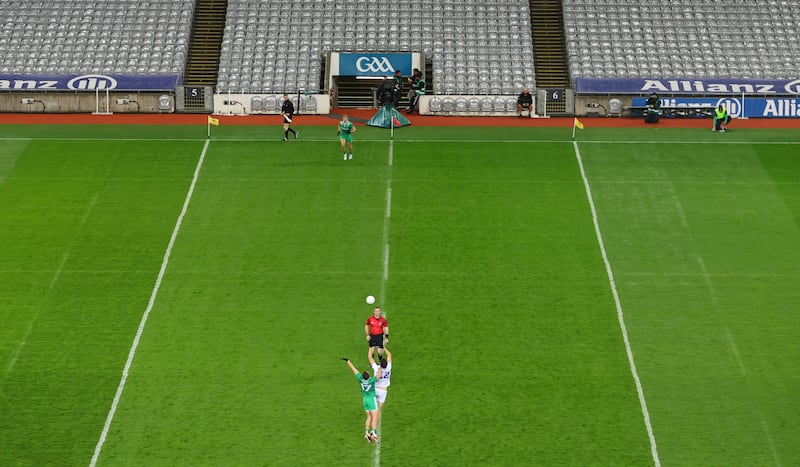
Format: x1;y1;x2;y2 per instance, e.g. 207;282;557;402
217;0;536;95
0;0;195;75
562;0;800;80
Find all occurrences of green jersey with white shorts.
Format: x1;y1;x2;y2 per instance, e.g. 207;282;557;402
358;374;378;411
339;120;355;142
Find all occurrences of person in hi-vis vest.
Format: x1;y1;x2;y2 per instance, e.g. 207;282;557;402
713;104;731;132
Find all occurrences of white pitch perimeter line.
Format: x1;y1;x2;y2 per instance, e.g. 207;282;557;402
89;139;210;467
373;139;394;467
3;137;799;146
572;141;661;467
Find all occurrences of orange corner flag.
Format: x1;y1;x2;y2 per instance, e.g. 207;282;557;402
208;116;220;126
574;118;584;130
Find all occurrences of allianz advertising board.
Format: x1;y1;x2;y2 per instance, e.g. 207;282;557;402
0;74;179;91
576;77;800;96
632;96;800;118
338;53;412;77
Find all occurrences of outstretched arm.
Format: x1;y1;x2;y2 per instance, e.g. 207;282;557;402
383;347;392;363
342;358;359;375
367;347;376;366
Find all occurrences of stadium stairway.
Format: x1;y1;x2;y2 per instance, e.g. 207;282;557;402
529;0;570;92
183;0;228;110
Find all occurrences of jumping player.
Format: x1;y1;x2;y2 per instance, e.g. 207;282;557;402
341;357;381;442
368;345;392;416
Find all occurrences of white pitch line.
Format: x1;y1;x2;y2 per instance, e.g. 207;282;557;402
761;419;782;467
373;139;394;467
378;140;393;306
695;256;747;375
572;141;661;466
5;190;99;377
668;182;689;230
2;136;799;145
669;185;781;465
89;139;210;467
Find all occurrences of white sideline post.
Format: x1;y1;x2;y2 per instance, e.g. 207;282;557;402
92;88;113;115
739;92;749;120
543;91;548;118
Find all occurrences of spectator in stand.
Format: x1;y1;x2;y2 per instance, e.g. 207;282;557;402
517;88;533;117
407;69;425;114
392;70;404;108
644;92;661;124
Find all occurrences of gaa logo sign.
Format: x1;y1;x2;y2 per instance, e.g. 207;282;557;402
356;56;395;73
339;53;412;77
67;74;118;90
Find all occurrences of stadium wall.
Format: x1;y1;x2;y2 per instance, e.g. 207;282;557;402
0;92;174;113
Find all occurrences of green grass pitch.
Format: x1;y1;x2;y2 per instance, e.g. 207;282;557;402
0;123;798;466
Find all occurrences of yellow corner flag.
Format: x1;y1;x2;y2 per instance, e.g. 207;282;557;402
574;118;584;130
208;116;220;126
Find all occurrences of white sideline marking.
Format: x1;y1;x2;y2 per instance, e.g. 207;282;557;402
373;139;394;467
89;139;210;467
572;141;661;466
2;136;799;146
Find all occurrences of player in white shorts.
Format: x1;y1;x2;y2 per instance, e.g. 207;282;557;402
368;345;392;411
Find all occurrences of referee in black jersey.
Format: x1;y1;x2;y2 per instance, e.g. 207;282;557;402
281;94;298;141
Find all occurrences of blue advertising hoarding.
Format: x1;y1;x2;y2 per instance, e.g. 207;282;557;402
338;53;413;77
0;74;180;91
577;77;800;95
632;96;800;118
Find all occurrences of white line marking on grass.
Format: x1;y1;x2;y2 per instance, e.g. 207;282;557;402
4;254;67;376
4;190;99;377
761;419;782;467
378;140;393;305
698;257;782;465
3;136;799;145
89;139;210;467
373;139;395;467
572;141;661;466
696;256;747;375
670;185;781;466
668;182;689;229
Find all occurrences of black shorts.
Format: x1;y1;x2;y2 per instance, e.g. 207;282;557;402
368;334;384;348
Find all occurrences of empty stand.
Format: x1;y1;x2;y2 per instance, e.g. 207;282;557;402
0;0;196;76
562;0;800;80
217;0;537;95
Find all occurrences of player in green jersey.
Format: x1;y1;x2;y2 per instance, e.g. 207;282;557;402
337;114;357;160
341;357;382;442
